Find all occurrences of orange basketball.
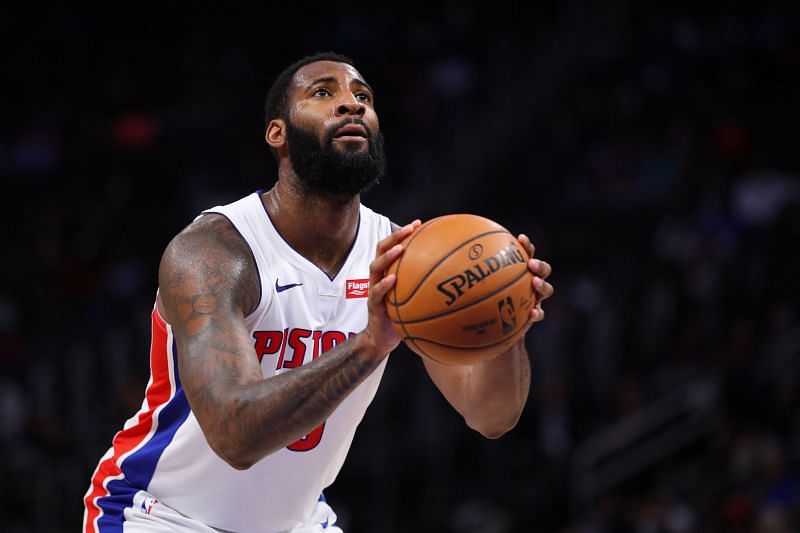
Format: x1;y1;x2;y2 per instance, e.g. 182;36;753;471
385;214;536;366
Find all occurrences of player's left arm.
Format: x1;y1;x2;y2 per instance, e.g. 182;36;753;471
422;234;553;438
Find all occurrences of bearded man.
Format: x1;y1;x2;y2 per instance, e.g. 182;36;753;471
83;52;554;533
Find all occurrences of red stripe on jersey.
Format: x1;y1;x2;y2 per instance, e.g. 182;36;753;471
83;305;174;532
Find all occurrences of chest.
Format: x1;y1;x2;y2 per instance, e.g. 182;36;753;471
249;258;372;375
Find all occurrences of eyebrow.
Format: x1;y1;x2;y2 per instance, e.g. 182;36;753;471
308;76;374;95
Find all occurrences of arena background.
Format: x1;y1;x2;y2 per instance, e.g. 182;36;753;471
2;2;799;531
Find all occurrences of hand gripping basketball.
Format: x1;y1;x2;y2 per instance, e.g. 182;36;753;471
362;220;422;356
517;233;554;326
385;214;541;365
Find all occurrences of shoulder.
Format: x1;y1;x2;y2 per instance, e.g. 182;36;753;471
358;203;396;236
164;213;252;266
159;213;260;319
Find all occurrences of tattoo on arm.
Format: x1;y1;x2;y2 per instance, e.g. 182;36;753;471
212;340;378;465
158;214;381;468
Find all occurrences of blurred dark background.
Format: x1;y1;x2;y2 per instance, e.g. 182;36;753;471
2;2;800;532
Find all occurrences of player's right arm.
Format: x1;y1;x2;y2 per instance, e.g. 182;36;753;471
157;214;416;469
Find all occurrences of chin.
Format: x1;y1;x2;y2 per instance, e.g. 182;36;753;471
335;143;369;153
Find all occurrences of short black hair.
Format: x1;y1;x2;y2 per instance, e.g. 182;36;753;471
264;52;356;127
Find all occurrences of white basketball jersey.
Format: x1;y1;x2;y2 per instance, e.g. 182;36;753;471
84;192;393;532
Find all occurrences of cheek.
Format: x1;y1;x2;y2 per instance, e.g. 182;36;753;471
365;110;380;131
290;109;327;136
292;101;335;125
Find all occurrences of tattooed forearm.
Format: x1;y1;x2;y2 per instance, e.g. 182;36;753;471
159;214;383;470
206;336;381;469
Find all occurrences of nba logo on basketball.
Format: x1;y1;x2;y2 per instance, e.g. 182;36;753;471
346;279;369;299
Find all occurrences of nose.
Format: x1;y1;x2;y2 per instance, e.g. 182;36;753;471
335;99;366;117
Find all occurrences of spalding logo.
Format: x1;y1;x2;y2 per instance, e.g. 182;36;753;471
346;279;370;299
437;242;525;306
468;243;484;260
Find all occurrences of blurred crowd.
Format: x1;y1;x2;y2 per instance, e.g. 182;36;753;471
1;2;799;532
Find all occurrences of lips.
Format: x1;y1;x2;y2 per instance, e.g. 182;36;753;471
333;123;368;139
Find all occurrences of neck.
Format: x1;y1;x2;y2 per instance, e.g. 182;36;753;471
262;173;361;279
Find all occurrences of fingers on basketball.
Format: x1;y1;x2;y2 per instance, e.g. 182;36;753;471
385;214;536;365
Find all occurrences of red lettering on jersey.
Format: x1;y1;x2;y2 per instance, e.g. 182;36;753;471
322;331;347;353
282;328;311;369
275;327;290;369
248;328;355;453
345;279;369;298
312;330;322;360
258;328;357;368
252;331;283;363
287;422;325;452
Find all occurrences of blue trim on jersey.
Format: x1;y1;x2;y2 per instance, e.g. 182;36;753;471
94;485;138;533
318;493;330;528
96;339;191;531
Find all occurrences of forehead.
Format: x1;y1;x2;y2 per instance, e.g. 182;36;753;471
291;61;366;90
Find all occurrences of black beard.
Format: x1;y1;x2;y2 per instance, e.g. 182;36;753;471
285;119;386;198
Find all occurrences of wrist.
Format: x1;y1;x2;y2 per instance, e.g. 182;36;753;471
353;330;392;365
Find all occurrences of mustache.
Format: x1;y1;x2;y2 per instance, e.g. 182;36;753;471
325;118;373;140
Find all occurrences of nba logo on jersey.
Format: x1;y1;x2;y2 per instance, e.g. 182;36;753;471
345;279;369;298
141;497;159;515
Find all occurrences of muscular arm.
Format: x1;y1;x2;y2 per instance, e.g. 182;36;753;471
423;342;531;438
158;215;417;469
422;234;553;439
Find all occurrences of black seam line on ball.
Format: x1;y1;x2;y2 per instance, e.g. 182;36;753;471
394;218;446;348
389;229;512;308
402;314;527;349
390;268;529;324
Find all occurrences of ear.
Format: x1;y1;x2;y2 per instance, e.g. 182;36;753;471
266;119;287;151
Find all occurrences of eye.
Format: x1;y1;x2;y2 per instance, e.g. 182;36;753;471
355;91;371;103
312;87;332;97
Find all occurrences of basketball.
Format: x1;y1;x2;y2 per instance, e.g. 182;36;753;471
385;214;536;365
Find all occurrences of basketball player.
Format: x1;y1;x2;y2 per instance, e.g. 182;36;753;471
83;52;554;532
